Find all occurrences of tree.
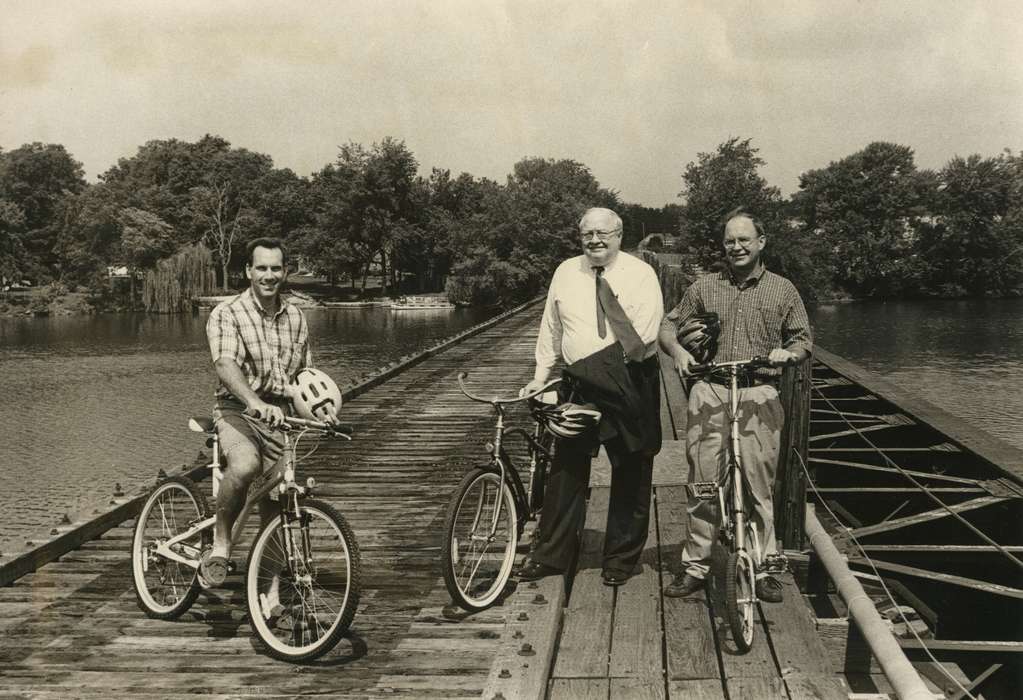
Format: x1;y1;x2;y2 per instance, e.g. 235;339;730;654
915;152;1023;296
118;207;177;307
679;138;782;269
0;143;86;279
792;142;932;298
445;157;619;306
0;199;27;285
305;138;419;295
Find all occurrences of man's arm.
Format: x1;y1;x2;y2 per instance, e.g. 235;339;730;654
633;266;665;345
769;286;812;367
523;276;562;394
658;287;698;375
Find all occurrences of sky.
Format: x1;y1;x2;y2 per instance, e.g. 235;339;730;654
2;1;1021;206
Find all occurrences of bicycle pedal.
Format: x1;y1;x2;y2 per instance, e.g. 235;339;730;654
686;482;718;501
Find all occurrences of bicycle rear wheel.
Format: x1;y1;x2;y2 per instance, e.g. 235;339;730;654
131;476;210;619
441;467;518;611
246;498;361;662
725;549;757;652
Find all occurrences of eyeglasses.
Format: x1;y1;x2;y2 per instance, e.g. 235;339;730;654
579;229;622;241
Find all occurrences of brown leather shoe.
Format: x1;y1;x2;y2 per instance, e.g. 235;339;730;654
515;560;562;582
664;573;705;598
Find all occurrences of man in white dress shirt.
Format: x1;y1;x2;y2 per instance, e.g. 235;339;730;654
515;207;664;586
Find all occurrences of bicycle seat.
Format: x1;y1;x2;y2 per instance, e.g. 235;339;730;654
188;416;215;433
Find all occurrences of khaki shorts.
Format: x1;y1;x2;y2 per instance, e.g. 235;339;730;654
213;396;288;473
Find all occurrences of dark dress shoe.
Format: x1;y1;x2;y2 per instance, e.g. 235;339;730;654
515;560;562;582
601;570;629;587
664;573;705;598
755;575;784;603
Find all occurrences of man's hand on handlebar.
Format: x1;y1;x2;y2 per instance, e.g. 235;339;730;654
671;347;697;377
519;379;547;398
244;400;286;429
767;348;797;367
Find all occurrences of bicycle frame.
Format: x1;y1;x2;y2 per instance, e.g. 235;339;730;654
489;411;552;531
686;359;770;566
152;417;345;572
456;373;559;536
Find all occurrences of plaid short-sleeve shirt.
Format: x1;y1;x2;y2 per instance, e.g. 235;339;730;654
662;264;812;377
206;289;310;399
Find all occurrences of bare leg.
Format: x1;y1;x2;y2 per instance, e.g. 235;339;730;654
211;447;261;560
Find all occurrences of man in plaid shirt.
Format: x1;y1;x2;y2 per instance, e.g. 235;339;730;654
659;208;811;602
202;236;311;587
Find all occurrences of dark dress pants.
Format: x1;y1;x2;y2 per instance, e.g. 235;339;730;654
530;436;655;576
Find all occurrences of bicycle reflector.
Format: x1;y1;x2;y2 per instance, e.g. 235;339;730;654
289;368;343;421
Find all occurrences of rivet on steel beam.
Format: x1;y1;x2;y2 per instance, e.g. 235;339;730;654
498;669;511;679
517;612;529;621
533;593;546;604
512;630;524;639
518;643;535;656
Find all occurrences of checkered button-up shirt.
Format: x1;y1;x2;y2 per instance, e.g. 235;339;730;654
662;264;812;377
206;289;310;399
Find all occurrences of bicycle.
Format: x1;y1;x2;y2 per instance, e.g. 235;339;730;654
684;356;787;653
440;372;562;612
130;413;361;662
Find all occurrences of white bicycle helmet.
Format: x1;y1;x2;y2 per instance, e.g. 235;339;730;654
289;368;343;422
539;402;602;439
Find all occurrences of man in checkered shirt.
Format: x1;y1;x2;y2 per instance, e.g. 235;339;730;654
202;237;312;587
659;208;812;602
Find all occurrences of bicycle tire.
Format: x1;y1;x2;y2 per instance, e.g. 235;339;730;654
246;498;361;662
131;475;210;620
441;467;518;612
725;549;757;653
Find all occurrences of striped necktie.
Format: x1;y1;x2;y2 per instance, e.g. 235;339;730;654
593;266;645;362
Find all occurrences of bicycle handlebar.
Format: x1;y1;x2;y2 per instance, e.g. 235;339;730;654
456;372;562;406
688;356;773;376
243;407;353;439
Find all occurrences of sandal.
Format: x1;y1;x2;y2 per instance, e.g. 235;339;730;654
200;552;230;588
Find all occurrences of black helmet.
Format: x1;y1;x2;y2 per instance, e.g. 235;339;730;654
676;312;720;363
537;402;602;439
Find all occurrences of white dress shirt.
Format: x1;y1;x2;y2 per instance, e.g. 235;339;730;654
534;251;664;383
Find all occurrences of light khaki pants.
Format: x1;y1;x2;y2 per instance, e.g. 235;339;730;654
681;381;784;579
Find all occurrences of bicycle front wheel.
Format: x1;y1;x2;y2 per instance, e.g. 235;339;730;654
441;468;518;611
131;476;210;619
725;549;757;653
246;498;361;662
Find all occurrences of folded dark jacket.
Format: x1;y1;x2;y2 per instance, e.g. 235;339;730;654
562;342;662;456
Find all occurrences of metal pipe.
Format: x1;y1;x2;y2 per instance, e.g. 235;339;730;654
805;506;934;700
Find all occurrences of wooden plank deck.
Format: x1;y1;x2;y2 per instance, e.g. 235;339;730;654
0;301;847;699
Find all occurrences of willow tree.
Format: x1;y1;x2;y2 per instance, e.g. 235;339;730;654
142;243;217;312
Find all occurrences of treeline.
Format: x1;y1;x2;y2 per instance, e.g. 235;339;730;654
0;134;1020;311
678;138;1023;300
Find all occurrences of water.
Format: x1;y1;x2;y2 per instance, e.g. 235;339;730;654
0;305;495;553
808;298;1023;451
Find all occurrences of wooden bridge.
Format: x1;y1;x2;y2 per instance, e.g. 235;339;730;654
0;300;965;698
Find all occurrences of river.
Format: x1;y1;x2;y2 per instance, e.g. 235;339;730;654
1;298;1021;556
